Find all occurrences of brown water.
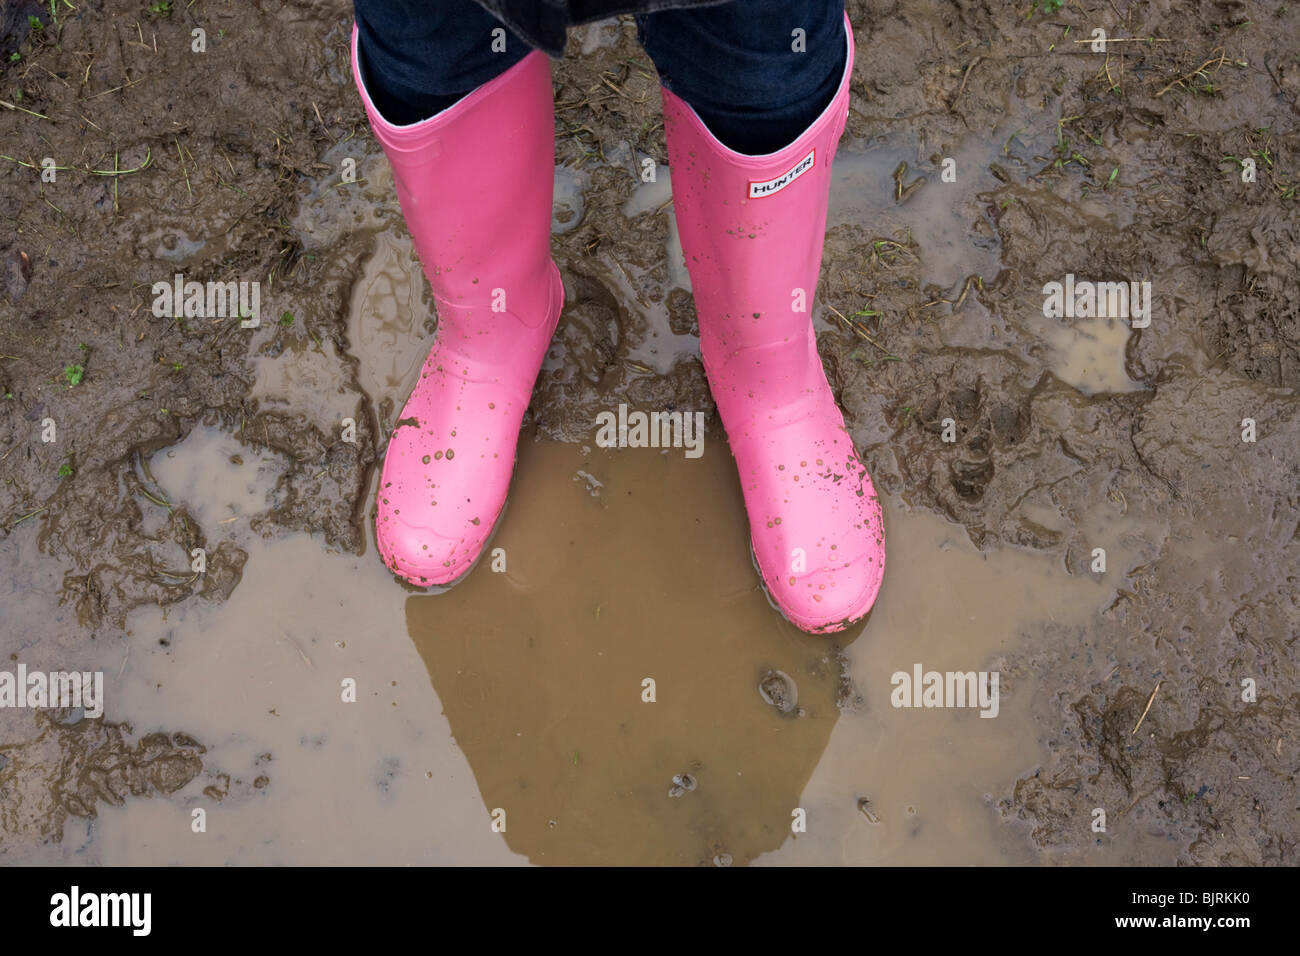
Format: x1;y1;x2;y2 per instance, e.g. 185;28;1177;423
2;406;1121;864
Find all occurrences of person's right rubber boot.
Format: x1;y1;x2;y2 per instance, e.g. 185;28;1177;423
352;27;563;587
661;14;884;633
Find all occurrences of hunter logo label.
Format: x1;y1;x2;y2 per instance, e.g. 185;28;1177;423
748;149;816;198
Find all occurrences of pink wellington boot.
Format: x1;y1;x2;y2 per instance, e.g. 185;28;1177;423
352;28;564;586
661;14;884;633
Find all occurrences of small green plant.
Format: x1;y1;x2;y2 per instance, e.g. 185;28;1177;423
57;462;73;478
1051;116;1089;170
279;311;295;327
28;15;43;30
1039;0;1064;12
64;363;84;387
170;361;183;372
148;1;172;16
10;52;21;62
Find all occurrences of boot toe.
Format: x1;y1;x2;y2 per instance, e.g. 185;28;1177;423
376;509;489;587
741;438;887;632
765;553;884;633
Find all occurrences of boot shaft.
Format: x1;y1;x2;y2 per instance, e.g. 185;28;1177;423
351;25;558;336
660;13;855;375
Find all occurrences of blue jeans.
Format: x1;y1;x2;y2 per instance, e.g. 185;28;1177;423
353;0;846;154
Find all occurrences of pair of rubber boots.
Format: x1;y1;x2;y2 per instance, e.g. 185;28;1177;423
351;15;884;633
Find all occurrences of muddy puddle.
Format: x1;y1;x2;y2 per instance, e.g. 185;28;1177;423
830;127;1148;397
3;417;1119;865
0;224;1124;863
3;205;1147;863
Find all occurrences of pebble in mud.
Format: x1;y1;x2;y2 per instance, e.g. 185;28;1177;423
758;669;799;715
668;772;697;798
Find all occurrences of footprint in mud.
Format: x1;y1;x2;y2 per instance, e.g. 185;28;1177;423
950;457;994;501
919;381;1033;503
758;669;799;716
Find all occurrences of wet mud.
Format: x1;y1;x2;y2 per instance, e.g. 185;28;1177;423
2;0;1298;864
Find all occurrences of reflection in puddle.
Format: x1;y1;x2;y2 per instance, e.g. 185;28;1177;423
553;165;589;236
616;167;698;373
832;143;1004;293
345;229;428;414
248;334;363;438
407;439;838;865
1041;314;1142;395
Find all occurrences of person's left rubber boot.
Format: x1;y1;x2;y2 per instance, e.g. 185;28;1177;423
660;13;885;633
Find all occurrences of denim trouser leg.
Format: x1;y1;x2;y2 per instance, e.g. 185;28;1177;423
353;0;845;152
637;0;846;154
352;0;530;125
